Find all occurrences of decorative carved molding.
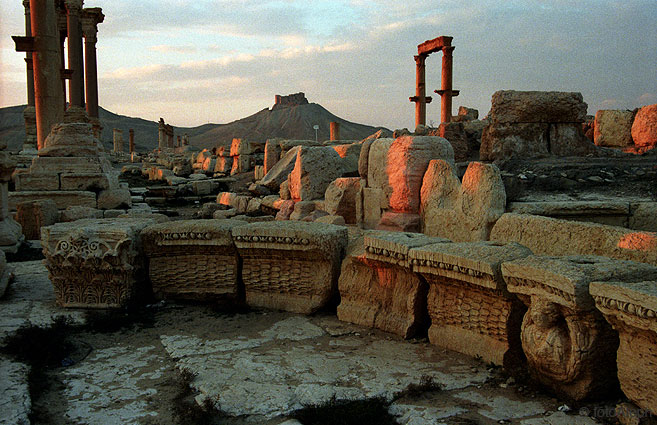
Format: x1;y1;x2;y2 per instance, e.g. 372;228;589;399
593;295;657;320
506;276;574;304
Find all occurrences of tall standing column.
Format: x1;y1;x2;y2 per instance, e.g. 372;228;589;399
158;119;165;150
22;0;37;153
415;54;427;127
65;0;85;110
128;129;135;153
82;8;104;137
30;0;65;150
440;46;454;124
329;121;340;141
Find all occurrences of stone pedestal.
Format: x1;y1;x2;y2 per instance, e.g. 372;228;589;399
41;218;157;308
337;231;448;338
409;241;531;368
502;255;657;400
233;221;348;314
591;281;657;414
141;219;246;301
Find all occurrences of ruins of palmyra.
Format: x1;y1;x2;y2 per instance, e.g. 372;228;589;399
2;2;657;423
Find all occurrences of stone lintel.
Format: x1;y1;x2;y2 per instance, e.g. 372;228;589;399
417;36;452;55
363;230;449;269
503;255;657;311
9;190;96;211
30;156;103;173
508;201;631;217
142;219;247;251
410;242;532;291
591;280;657;332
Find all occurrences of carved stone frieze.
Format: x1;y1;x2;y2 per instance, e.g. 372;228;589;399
233;221;348;314
590;280;657;414
141;219;246;301
42;218;156;308
363;230;449;268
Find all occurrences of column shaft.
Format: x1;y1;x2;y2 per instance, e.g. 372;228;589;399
65;0;84;108
415;55;427;127
440;46;454;124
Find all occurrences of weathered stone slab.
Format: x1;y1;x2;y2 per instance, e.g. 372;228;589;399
15;200;58;240
264;138;283;174
337;232;449;338
14;173;60;191
488;91;588;123
502;255;657;400
233;221;348;314
490;213;657;266
480;123;549;161
409;242;531;367
41;218;157;308
288;146;344;201
260;145;302;190
630;202;657;232
508;201;631;227
594;110;634;148
590;280;657;414
9;191;96;211
141;219;247;301
60;173;111;191
29;156;104;173
362;187;384;229
324;177;361;224
632;104;657;149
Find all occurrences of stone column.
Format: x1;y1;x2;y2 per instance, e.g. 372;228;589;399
415;54;427;127
158;118;165;150
440;46;454;124
81;8;103;136
30;0;65;150
22;0;37;153
65;0;85;111
177;135;181;147
113;128;123;152
129;129;135;153
183;134;189;146
330;121;340;141
167;126;174;148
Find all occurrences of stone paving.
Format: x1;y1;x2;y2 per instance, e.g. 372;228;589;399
0;260;606;424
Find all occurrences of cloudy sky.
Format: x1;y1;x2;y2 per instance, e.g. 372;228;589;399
1;0;656;129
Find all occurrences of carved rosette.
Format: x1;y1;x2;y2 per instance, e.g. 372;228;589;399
590;281;657;414
42;218;155;309
232;221;348;314
141;219;246;301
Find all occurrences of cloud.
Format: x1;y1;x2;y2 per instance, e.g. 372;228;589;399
637;93;657;106
148;45;198;54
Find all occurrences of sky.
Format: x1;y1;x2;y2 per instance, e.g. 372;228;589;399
1;0;656;130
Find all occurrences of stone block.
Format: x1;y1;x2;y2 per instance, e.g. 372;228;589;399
336;231;448;338
41;218;157;308
502;255;657;400
288;146;344;201
630;202;657;232
549;123;595;156
362;187;384;229
97;188;132;210
376;212;421;233
632;104;657;149
409;241;531;367
508;201;631;228
9;191;96;211
254;165;265;180
0;251;7;298
60;173;111;191
480;122;549;161
591;280;657;414
324;177;361;224
289;201;316;221
233;221;348;314
490;213;657;266
260;145;302;190
14;173;60;191
15;200;59;240
29;156;104;174
594;110;634;148
59;206;103;222
264;138;283;174
488;90;588;124
141;219;247;301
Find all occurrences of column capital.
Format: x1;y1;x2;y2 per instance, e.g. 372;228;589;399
442;45;455;56
81;8;104;40
414;54;427;65
65;0;84;14
23;0;30;10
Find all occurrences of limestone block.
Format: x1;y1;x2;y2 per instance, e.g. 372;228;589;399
38;123;101;157
0;250;8;298
594;110;634;147
362;187;384;229
331;143;361;174
436;122;469;162
254;165;265;181
59;206;103;222
274;200;295;221
480;123;549;161
422;161;506;242
502;255;657;400
229;138;250;156
376;212;421;232
230;154;250;175
9;191;96;211
488;90;588;124
97;188;132;210
590;280;657;414
190;180;219;196
409;241;532;367
15;200;59;240
41;218;157;308
14;173;60;191
631;104;657;148
217;192;252;213
358;133;378;179
289;201;316;221
324;177;361;224
202;157;217;174
549;123;595;156
279;180;291;200
264;138;283;174
0;218;22;253
278;139;320;157
288;146;344;201
315;215;345;225
260;146;302;190
630;202;657;232
233;221;348;314
214;156;232;173
29;156;104;174
141;219;247;301
337;231;447;338
490;213;657;266
368;136;455;213
60;173;111;191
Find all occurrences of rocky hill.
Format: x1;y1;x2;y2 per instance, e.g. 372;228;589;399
0;95;389;152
